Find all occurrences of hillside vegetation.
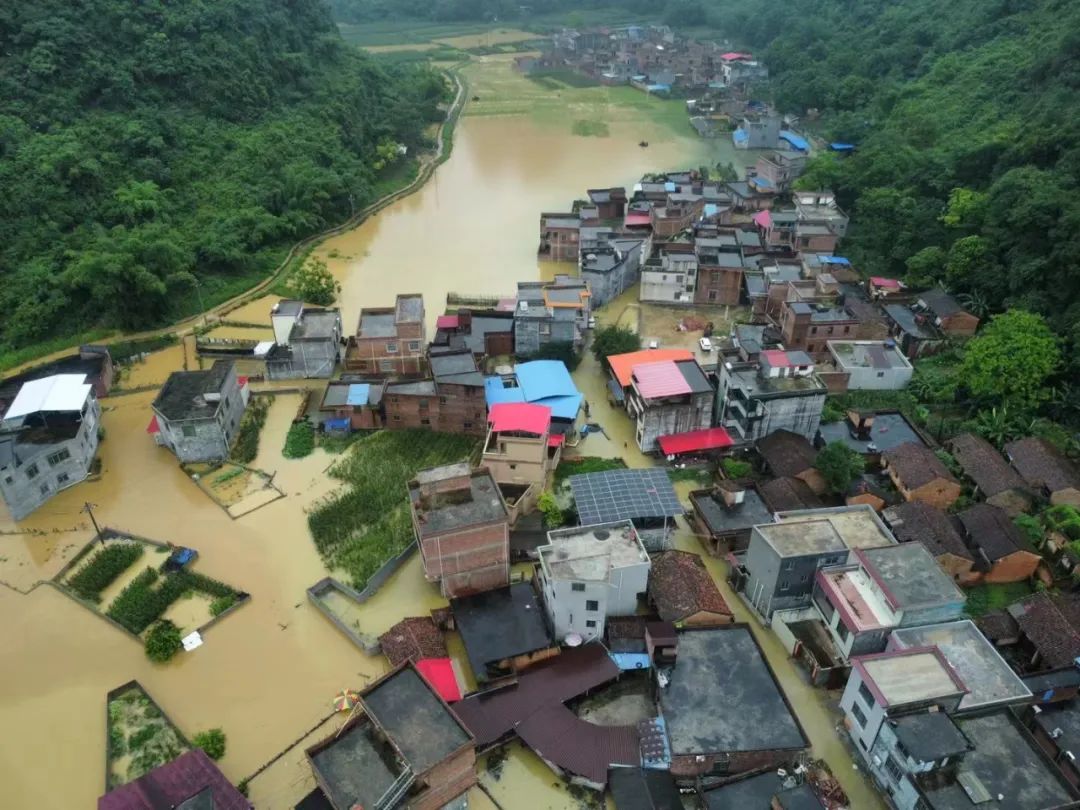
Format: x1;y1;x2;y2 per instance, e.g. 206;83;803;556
0;0;448;352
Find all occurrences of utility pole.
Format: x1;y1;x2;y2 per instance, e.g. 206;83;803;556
82;502;104;545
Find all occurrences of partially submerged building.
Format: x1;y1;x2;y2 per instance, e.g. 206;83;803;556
0;345;113;414
384;350;487;436
265;299;342;379
715;350;827;443
306;662;476;810
660;626;808;778
689;481;774;554
408;463;510;598
625;357;715;453
482;403;560;511
345;293;426;376
514;276;590;356
98;749;251;810
0;374;101;520
569;468;683;551
538;520;651;642
150;360;246;463
451;581;557;682
319;380;384;430
648;549;734;627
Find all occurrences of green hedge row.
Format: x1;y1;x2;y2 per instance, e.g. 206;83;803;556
67;544;144;602
106;567;239;634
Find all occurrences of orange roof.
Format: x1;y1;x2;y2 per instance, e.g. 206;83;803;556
608;349;694;388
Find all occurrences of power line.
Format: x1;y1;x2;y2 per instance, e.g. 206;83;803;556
81;502;104;545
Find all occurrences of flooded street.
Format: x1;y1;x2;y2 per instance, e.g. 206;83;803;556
0;54;882;810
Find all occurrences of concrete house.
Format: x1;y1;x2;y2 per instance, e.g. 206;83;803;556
1005;437;1080;508
647;549;734;627
754;151;806;193
265;300;342;379
580;236;648;306
757;429;827;495
736;113;781;149
514;276;590;356
0;345;113;414
305;662;476;810
344;294;425;376
482;403;559;492
639;249;698;304
538;212;581;262
882;502;977;584
0;374;100;521
151;361;246;463
825;340;913;391
432;309;514;362
689;480;774;554
716;350;828;443
915;288;980;337
408;464;510;598
625;358;714;453
948;433;1034;517
735;505;897;620
956;503;1042;584
537;520;651;642
794;190;849;238
882;442;962;510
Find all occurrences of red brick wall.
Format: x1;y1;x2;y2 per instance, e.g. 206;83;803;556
694;266;743;305
670;748;796;779
413;747;478;810
419;521;509;598
384;387;487;436
485;332;514;358
940;312;979;337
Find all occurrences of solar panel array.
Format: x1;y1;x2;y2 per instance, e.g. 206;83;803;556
569;468;683;525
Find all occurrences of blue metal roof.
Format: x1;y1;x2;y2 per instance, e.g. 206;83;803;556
820;255;851;265
753;175;773;189
829;142;855;151
484;376;526;408
703;203;719;217
779;130;809;152
514;360;579;401
664;181;676;192
532;394;582;422
733;128;748;144
346;383;370;406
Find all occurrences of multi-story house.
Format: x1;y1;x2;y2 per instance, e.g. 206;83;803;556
514;276;590;356
151;360;247;463
537;520;651;642
408;463;510;598
625;357;714;453
754;151;807;193
0;374;101;520
715;349;827;443
345;294;425;377
779;300;861;359
383;349;487;436
581;236;649;306
482;402;561;492
265;299;342;379
586;188;628;220
639;249;698;304
538;212;581;262
0;345;113;415
735;113;780;149
794;190;849;238
650;192;705;237
694;236;746;305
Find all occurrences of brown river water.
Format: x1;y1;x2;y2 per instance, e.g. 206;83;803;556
0;56;882;810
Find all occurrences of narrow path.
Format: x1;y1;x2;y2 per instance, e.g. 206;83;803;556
4;68;468;376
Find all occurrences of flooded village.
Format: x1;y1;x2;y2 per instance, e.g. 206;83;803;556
4;21;1080;810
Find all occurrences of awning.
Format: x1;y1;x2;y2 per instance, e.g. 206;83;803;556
436;314;460;330
146;415;160;434
548;434;565;448
657;428;734;456
6;374;91;419
416;658;462;703
489;402;551;435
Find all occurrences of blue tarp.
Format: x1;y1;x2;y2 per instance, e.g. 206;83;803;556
821;255;851;265
324;417;351;432
484;376;526;408
732;128;748;144
647;84;671;94
753;175;773;189
779;130;809;152
346;383;370;407
515;360;579;400
610;652;651;671
703;203;719;218
830;142;856;151
664;181;676;192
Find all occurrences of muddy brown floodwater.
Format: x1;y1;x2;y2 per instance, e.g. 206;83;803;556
0;55;881;810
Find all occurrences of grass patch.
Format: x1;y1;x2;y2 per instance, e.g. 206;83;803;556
554;456;627;485
307;430;477;589
283;421;315;459
964;581;1034;617
108;687;189;788
667;467;713;485
529;69;601;89
66;543;144;602
230;397;272;465
106;567;241;635
572;119;610;137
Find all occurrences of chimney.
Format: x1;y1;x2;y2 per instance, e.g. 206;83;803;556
717;479;746;507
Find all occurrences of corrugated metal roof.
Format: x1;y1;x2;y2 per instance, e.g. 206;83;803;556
488;403;551;436
517;704;640;786
608;349;693;388
632;361;691;399
6;374;91;419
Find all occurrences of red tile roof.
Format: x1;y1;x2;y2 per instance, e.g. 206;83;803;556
488;402;551;435
516;704;640;786
548;434;565;448
146;415;160;434
98;749;251;810
870;276;901;289
632;360;692;399
608;349;693;388
624;213;652;227
657;428;733;456
648;550;733;623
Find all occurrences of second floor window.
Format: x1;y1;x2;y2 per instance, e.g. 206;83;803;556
586;600;599;611
25;463;39;479
408;341;421;352
386;342;398;353
47;449;71;466
571;583;585;592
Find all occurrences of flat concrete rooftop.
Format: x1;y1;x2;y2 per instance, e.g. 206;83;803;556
858;650;963;707
309;719;401;810
860;543;963;609
540;520;648;582
756;519;845;556
775;505;896;551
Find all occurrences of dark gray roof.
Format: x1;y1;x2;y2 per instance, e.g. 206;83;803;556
948;433;1029;497
308;720;400;810
883;502;974;561
275;299;303;317
919;288;963;318
451;582;553;680
153;361;234;421
759;477;823;511
321;383;349;408
703;771;784;809
608;768;682;810
758;429;818;477
956;503;1031;561
816;411;927;455
290;309;339;341
859;543;964;609
395;294;423;323
774;784;824;810
674;359;713;394
362;665;470;773
921;711;1075;810
386;380;437;396
892;712;971;763
660;627;807;755
409;469;507;536
884;304;940;340
0;346;110;401
1032;699;1080;760
430;351;479;379
570;468;683;525
691;486;773;536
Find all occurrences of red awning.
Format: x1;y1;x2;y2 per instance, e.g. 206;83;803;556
624;213;651;227
548;434;565;447
657;428;734;456
489;402;551;435
416;658;462;703
146;415;160;434
436;314;460;330
237;376;249;387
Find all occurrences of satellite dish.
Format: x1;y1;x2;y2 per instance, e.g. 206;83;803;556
565;633;583;647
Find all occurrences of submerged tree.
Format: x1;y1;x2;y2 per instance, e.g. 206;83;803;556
814;442;865;494
288;258;340;306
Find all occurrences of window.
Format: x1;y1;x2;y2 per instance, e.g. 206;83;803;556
877;371;885;378
586;600;599;611
56;472;70;485
47;449;71;466
539;324;551;336
884;756;904;783
379;360;395;372
420;418;431;426
571;583;586;592
837;622;851;643
182;425;196;438
585;620;597;629
779;581;790;592
858;682;875;708
3;476;12;485
708;290;718;302
25;463;39;479
509;463;517;470
463;421;473;429
843;326;851;334
419;399;429;409
850;702;866;728
385;342;398;353
811;327;818;335
393;415;401;422
40;482;50;495
408;341;421;352
439;396;448;405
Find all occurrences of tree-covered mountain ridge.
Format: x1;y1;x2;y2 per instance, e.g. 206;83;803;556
0;0;449;350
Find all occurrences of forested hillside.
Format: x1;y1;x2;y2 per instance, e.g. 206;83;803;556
0;0;448;351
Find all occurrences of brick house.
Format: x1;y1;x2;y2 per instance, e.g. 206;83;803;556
1005;437;1080;508
383;350;487;436
779;301;861;359
151;360;246;463
948;432;1034;517
693;234;745;305
586;187;627;220
319;381;384;430
408;463;510;598
915;288;980;337
956;503;1042;584
538;212;581;262
344;293;426;376
881;442;961;510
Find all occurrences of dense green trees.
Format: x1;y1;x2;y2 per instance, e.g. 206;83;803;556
0;0;449;353
814;442;865;495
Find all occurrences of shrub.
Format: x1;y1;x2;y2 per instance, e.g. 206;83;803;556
230;397;272;464
821;398;845;424
1013;514;1045;548
106;568;162;633
67;543;144;601
283;421;315;459
814;442;866;494
209;594;237;617
288;258;340;306
144;620;183;663
538;491;564;529
721;457;752;479
591;324;641;362
193;728;227;760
